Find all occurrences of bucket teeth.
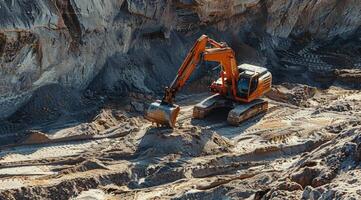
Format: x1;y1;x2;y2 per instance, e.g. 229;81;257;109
145;100;180;128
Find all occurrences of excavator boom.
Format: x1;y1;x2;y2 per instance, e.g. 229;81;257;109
162;35;226;104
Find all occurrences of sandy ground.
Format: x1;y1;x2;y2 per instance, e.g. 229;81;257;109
0;84;361;199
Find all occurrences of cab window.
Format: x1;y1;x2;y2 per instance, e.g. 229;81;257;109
238;77;250;98
249;76;258;95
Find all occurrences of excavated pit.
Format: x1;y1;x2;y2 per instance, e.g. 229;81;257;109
1;0;361;199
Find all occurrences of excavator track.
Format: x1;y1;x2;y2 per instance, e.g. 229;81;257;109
193;94;232;119
193;94;268;126
227;99;268;126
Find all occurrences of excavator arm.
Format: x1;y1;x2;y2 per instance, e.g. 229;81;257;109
163;35;239;104
146;35;239;127
163;35;226;104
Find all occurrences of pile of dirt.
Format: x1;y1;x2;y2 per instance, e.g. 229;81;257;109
73;189;109;200
48;109;140;139
324;101;354;112
60;159;109;175
266;83;317;106
136;126;233;157
20;130;50;145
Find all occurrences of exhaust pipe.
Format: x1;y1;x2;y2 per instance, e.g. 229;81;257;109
145;100;180;128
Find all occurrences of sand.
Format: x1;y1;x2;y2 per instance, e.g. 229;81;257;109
0;84;360;199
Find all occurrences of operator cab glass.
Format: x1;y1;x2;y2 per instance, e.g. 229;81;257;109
238;71;258;98
249;75;258;95
238;76;250;98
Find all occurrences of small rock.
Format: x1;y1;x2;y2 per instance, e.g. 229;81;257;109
291;167;321;188
302;186;321;200
277;181;303;191
311;172;335;187
131;102;144;112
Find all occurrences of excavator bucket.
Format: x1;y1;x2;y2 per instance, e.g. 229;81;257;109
145;100;180;128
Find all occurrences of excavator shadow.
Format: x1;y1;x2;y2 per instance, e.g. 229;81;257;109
190;108;266;139
190;107;233;126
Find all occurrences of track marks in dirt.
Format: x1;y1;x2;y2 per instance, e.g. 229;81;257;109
1;87;361;198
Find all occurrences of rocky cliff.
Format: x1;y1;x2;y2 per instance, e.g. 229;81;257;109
0;0;360;119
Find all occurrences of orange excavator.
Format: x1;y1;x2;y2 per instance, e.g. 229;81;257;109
145;35;272;127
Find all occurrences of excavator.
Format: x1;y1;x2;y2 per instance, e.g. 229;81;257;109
145;35;272;128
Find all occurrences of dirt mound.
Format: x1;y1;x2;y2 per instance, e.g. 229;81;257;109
60;159;108;175
266;83;317;106
136;126;233;157
324;101;354;112
49;109;140;139
20;130;51;145
72;189;108;200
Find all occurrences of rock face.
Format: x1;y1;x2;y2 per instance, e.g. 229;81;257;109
0;0;361;119
266;0;361;39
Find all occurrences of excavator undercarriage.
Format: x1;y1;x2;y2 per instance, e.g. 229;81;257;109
193;94;268;125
